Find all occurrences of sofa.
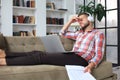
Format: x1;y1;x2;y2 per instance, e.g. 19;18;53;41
0;34;117;80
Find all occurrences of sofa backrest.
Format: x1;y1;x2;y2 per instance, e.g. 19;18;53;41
3;36;75;52
59;36;75;51
4;36;46;52
0;35;106;62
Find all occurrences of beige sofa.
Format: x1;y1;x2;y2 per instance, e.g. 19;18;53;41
0;34;117;80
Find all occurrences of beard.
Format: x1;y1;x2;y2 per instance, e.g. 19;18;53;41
81;21;90;31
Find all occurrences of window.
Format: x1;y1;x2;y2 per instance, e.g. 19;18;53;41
75;0;119;66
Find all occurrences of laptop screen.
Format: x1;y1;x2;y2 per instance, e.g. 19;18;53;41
41;35;65;53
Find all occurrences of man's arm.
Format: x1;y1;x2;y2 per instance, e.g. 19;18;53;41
60;16;79;35
61;20;72;33
90;32;105;66
84;32;105;73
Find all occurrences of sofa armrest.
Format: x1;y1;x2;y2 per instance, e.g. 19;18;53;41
92;61;113;80
59;36;75;51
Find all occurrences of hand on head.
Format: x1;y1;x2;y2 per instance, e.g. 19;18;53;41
69;16;80;24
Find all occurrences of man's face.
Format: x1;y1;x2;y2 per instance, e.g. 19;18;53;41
77;15;90;28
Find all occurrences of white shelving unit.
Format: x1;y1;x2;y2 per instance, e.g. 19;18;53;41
47;9;67;13
46;0;75;35
13;6;36;35
13;6;36;10
0;0;75;36
1;0;46;36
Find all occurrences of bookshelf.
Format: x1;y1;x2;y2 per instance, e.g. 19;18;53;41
13;0;38;36
0;0;75;36
1;0;46;36
46;0;75;35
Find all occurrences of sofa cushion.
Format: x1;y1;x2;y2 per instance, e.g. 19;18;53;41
0;62;113;80
4;36;45;52
0;34;7;50
0;65;69;80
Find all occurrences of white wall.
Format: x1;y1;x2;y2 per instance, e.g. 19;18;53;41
1;0;12;36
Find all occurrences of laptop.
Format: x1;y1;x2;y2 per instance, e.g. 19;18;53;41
40;35;74;53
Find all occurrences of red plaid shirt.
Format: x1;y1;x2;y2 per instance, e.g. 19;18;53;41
61;29;105;66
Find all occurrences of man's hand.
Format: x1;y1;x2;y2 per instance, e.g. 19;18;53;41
69;15;79;23
84;62;96;73
60;15;79;33
84;66;92;73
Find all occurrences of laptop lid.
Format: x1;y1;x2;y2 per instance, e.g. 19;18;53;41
41;35;66;53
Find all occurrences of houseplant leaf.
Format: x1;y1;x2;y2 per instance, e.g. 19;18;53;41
77;1;106;22
95;3;106;21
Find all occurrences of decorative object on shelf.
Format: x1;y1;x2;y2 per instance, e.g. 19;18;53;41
76;1;105;22
58;8;68;11
32;29;36;36
46;2;55;10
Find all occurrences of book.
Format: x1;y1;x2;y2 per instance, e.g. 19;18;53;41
17;15;24;23
16;0;20;6
46;17;52;24
26;0;30;7
13;15;17;23
59;18;64;25
19;0;25;7
13;0;16;6
30;0;35;8
13;0;25;7
13;32;21;36
29;16;35;24
65;65;96;80
23;16;30;23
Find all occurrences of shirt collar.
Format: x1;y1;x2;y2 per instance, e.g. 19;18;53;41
79;28;95;33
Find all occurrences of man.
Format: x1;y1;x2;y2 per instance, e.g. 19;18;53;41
60;12;105;72
0;13;104;73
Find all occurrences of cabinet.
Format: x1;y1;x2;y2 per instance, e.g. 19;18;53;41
46;0;75;35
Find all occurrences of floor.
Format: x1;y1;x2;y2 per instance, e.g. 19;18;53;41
113;66;120;80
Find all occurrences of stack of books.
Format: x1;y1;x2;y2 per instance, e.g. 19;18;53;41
13;0;35;8
13;15;35;24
